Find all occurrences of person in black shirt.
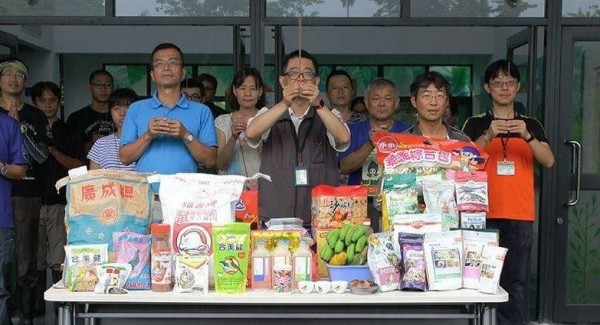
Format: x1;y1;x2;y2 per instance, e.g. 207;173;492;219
197;73;228;118
0;57;52;325
67;69;115;154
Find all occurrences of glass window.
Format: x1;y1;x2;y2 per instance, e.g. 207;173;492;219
116;0;249;17
104;64;148;97
430;65;472;97
335;66;378;97
266;0;401;17
383;66;426;97
0;0;105;16
410;0;545;18
562;0;600;17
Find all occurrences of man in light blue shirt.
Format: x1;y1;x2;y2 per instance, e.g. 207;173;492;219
120;43;217;179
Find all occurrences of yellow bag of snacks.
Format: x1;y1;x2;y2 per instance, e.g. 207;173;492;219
213;223;250;293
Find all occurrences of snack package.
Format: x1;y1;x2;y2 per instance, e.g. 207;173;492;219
59;170;152;259
454;171;489;212
422;179;459;230
381;173;419;231
151;173;269;225
479;245;508;294
311;185;368;229
174;254;209;293
213;223;251;293
460;212;487;229
94;263;132;294
391;213;444;254
235;190;259;230
372;133;488;171
367;232;400;292
398;233;427;291
64;244;108;292
424;230;463;291
113;232;151;290
462;230;499;289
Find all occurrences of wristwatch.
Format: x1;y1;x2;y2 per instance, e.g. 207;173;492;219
0;163;7;177
183;133;194;144
312;99;325;109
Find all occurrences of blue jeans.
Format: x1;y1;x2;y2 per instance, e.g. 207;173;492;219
0;228;15;324
486;219;533;325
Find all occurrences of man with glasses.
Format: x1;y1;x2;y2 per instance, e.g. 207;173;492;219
405;71;470;141
338;78;409;231
246;49;350;228
197;73;228;119
120;43;217;189
462;60;554;325
0;57;52;325
180;78;205;104
67;69;115;153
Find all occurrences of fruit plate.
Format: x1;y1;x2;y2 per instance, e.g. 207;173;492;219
349;285;378;295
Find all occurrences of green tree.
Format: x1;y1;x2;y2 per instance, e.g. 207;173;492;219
266;0;324;17
370;0;535;17
340;0;356;17
155;0;249;17
567;4;600;18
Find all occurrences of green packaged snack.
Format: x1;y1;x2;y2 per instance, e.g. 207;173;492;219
213;223;250;293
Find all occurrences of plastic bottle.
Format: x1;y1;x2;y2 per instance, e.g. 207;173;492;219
292;238;312;287
151;223;173;292
271;239;292;293
251;239;272;290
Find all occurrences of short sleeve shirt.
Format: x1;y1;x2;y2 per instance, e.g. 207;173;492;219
0;113;27;227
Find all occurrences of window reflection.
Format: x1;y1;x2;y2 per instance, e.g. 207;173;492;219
116;0;249;17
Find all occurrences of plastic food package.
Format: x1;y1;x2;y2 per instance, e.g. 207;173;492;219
367;232;400;292
460;212;487;229
462;230;499;289
113;232;151;290
94;263;132;294
213;223;251;293
235;190;259;229
391;213;443;255
422;179;459;230
454;171;489;212
424;230;463;291
479;245;508;294
398;233;427;291
311;185;368;229
64;244;108;292
381;173;419;231
174;254;209;294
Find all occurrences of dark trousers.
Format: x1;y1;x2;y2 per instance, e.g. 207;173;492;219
486;219;533;325
0;229;15;325
12;197;40;288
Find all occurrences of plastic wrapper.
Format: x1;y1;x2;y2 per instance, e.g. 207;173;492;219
462;230;499;289
213;223;251;293
64;244;108;292
381;173;418;231
311;185;368;229
94;263;132;294
479;245;508;294
174;254;209;293
422;179;459;230
398;233;427;291
460;212;487;229
424;230;463;291
391;213;443;255
367;232;400;292
113;232;151;290
454;171;489;212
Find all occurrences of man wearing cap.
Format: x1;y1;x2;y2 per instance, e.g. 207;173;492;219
0;57;52;325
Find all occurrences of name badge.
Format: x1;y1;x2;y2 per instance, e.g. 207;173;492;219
497;161;515;176
294;166;309;186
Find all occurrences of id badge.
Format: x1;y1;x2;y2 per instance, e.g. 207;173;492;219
497;161;515;176
294;166;309;186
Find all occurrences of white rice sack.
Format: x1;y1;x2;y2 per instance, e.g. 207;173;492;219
478;245;508;294
462;230;499;289
424;230;463;291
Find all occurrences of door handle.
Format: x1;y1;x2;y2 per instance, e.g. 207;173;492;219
565;140;582;206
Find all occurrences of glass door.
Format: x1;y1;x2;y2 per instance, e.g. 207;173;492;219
555;27;600;323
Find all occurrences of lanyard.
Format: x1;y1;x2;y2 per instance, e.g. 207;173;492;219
500;134;509;161
289;114;315;166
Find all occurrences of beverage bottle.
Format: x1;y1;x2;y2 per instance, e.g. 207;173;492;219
151;223;173;292
271;239;292;293
251;239;272;290
292;238;312;288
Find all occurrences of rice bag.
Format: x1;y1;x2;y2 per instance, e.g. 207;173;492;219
479;245;508;294
113;232;151;290
64;244;108;292
213;223;251;293
367;232;400;292
422;179;459;230
424;230;463;291
174;254;209;293
398;233;427;291
462;230;499;289
460;212;487;229
94;263;132;294
454;171;488;212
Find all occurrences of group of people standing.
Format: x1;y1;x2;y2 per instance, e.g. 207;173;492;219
0;41;554;325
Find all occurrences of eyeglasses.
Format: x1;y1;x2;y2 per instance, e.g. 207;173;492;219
151;59;183;69
90;82;113;89
488;79;518;89
283;70;316;81
183;92;203;102
1;72;26;81
418;92;448;102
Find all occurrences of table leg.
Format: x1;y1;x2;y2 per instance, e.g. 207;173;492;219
481;305;497;325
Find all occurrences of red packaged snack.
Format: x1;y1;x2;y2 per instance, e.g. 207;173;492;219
235;190;259;230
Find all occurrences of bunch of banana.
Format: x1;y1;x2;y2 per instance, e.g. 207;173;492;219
318;224;369;266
